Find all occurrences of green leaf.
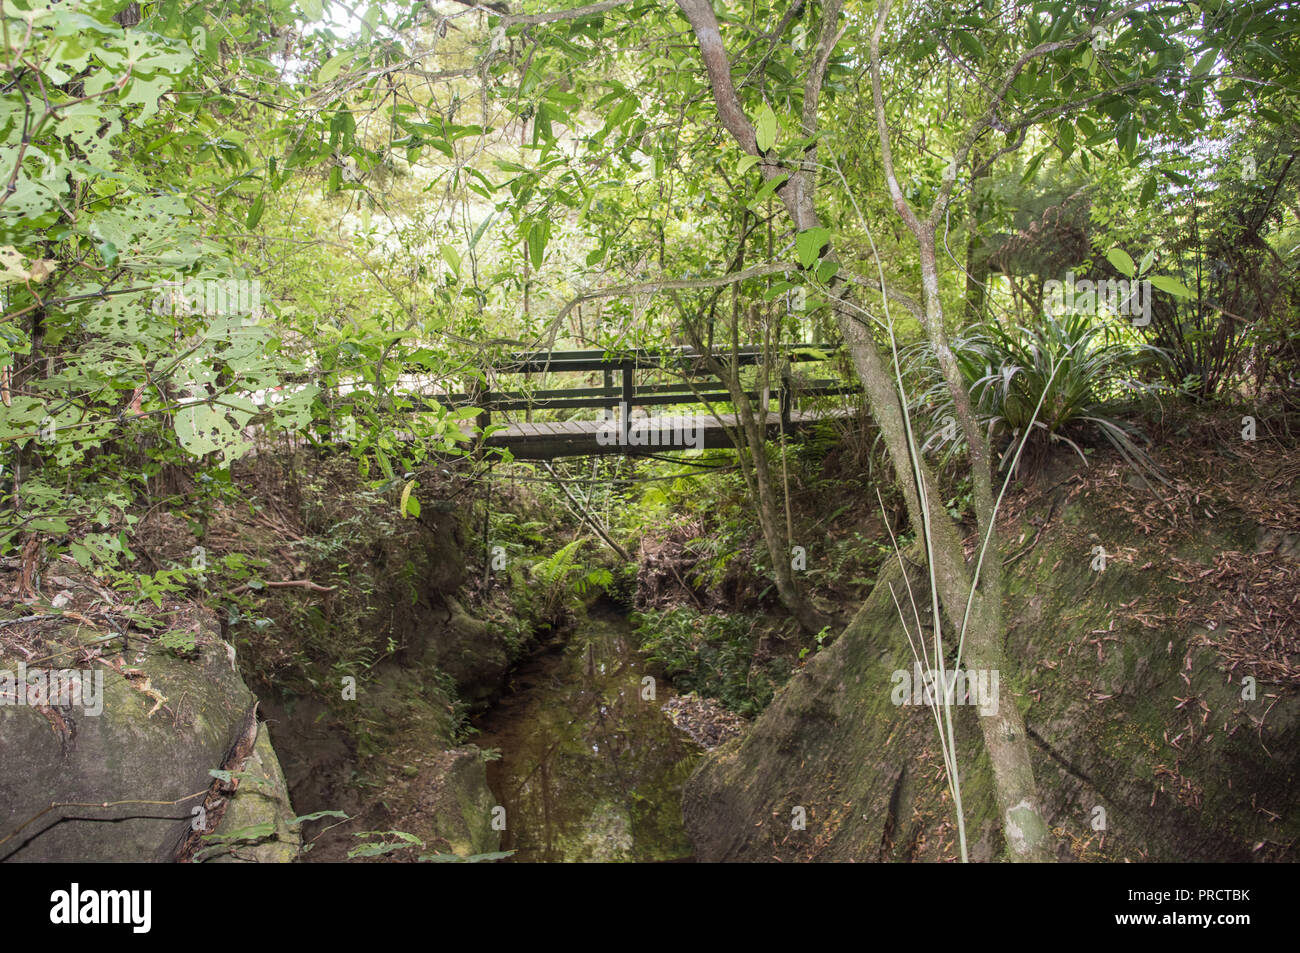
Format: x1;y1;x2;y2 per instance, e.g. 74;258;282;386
318;50;354;83
749;173;787;209
288;810;349;825
738;155;760;174
527;220;550;269
754;103;777;153
1139;175;1157;205
348;841;411;858
796;227;831;268
1192;47;1217;76
1105;247;1135;277
175;401;252;465
440;243;461;276
1020;150;1045;184
816;259;839;284
246;194;265;229
1058;122;1075;157
952;29;984;62
1148;274;1192;298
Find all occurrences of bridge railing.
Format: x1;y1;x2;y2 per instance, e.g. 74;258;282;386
414;344;860;433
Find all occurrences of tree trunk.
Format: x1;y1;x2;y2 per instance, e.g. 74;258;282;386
674;0;1052;860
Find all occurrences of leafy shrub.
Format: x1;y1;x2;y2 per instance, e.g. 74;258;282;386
631;607;783;716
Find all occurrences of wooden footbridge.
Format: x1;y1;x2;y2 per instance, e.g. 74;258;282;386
400;345;862;461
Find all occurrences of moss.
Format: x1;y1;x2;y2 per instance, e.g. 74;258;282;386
684;469;1300;862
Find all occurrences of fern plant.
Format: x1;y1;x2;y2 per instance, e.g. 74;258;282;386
528;539;612;623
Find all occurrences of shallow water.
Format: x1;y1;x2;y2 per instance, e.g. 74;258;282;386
472;606;701;862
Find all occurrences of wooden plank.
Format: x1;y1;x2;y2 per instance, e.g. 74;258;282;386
483;407;855;460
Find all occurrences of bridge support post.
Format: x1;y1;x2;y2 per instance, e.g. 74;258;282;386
620;361;634;445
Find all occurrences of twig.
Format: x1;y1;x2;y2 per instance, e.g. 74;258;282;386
0;791;209;850
230;579;336;595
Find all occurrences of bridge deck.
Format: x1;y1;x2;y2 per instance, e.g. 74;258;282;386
483;407;852;460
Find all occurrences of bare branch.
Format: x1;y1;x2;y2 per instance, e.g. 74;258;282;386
449;0;635;26
870;0;922;234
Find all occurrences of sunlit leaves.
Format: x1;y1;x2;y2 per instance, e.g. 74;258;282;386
527;220;551;269
1146;274;1192;299
1105;248;1135;278
318;49;354;83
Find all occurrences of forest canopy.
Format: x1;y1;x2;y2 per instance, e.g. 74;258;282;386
2;0;1297;863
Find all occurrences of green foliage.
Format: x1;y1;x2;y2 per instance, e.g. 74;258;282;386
631;607;784;717
156;628;198;656
419;850;514;863
910;312;1167;477
526;538;612;625
194;822;278;862
347;830;424;859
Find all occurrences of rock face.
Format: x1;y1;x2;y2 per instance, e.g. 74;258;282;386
201;723;302;863
409;747;501;858
261;664;503;862
683;555;997;862
683;463;1300;862
416;594;509;711
0;622;297;862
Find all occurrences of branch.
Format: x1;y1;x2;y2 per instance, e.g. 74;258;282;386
450;0;635;26
799;0;844;198
674;0;758;156
542;262;798;347
843;272;924;321
231;579;336;595
870;0;922;234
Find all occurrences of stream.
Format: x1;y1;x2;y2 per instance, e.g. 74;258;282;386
472;604;702;862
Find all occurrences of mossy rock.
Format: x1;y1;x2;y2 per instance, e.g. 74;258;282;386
683;482;1300;862
683;553;1001;862
0;625;277;862
409;747;501;858
200;723;301;863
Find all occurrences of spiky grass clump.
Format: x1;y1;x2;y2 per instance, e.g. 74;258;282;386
908;311;1167;477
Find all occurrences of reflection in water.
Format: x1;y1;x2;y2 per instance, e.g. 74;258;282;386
473;606;701;862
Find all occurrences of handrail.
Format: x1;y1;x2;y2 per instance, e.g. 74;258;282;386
324;344;860;444
415;343;843;376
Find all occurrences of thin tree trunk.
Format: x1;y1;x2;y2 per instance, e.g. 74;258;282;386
675;0;1051;860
